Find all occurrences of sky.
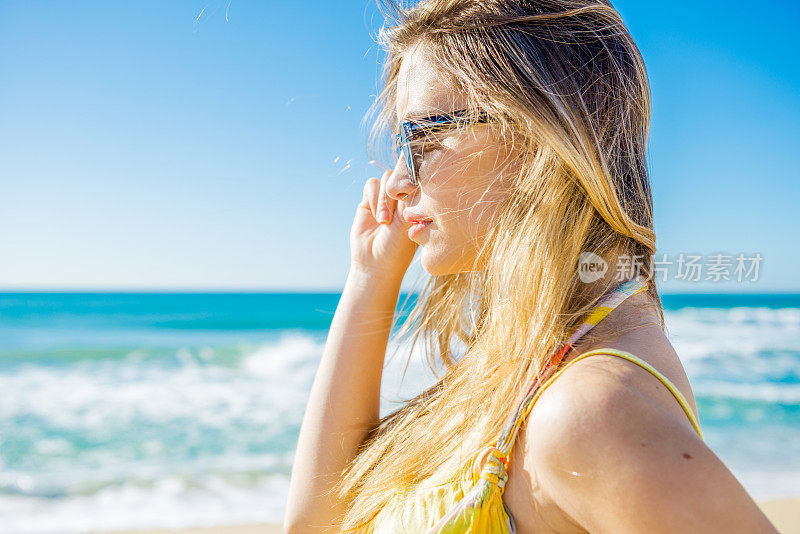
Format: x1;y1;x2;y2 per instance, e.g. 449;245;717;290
0;1;798;292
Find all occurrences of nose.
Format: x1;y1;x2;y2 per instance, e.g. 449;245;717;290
385;154;418;202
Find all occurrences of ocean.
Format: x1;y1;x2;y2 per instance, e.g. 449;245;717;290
0;292;798;532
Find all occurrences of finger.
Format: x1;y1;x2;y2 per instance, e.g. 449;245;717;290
358;193;370;211
363;177;381;220
376;170;393;224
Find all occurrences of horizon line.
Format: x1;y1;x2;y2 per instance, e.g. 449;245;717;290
0;287;798;296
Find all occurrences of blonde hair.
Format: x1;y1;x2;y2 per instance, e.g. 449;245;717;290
335;0;661;530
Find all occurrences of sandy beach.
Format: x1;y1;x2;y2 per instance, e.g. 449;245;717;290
93;497;799;534
104;526;283;534
759;499;800;533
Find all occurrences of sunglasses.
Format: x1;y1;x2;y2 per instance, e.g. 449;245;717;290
395;108;491;186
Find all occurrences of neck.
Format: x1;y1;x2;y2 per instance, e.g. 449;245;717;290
569;289;662;358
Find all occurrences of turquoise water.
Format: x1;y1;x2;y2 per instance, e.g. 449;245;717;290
1;292;798;532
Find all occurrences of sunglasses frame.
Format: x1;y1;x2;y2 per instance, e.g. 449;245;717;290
395;108;491;186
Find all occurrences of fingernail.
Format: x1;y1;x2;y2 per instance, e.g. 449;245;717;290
378;208;390;223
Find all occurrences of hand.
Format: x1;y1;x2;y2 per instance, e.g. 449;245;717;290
350;170;418;281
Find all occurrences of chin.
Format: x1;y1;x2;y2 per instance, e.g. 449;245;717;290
420;247;466;276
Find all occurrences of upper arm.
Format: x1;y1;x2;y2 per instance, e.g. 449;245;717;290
524;357;778;534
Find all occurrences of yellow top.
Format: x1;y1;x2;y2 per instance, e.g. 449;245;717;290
369;348;704;533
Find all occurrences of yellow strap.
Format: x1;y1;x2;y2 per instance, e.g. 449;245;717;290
519;348;704;440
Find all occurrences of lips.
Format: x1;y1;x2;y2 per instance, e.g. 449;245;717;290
402;209;433;226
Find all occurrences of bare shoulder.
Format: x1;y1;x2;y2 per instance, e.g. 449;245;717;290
519;343;778;533
537;339;700;429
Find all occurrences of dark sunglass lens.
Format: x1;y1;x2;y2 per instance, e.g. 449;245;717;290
403;143;416;185
398;125;416;185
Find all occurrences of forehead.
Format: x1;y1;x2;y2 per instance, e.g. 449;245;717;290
395;45;467;125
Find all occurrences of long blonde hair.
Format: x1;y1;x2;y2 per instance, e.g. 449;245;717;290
336;0;660;529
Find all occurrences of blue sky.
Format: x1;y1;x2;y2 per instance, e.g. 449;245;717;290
0;1;797;292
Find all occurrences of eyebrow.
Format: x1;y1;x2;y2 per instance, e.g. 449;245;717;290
399;109;438;122
395;111;429;132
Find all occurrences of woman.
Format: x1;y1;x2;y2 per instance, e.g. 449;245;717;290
286;0;778;532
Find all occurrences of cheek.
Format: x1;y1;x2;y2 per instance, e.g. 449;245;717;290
453;182;510;241
426;140;514;240
428;187;502;252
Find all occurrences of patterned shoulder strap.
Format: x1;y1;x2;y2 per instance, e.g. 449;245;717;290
492;277;649;459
